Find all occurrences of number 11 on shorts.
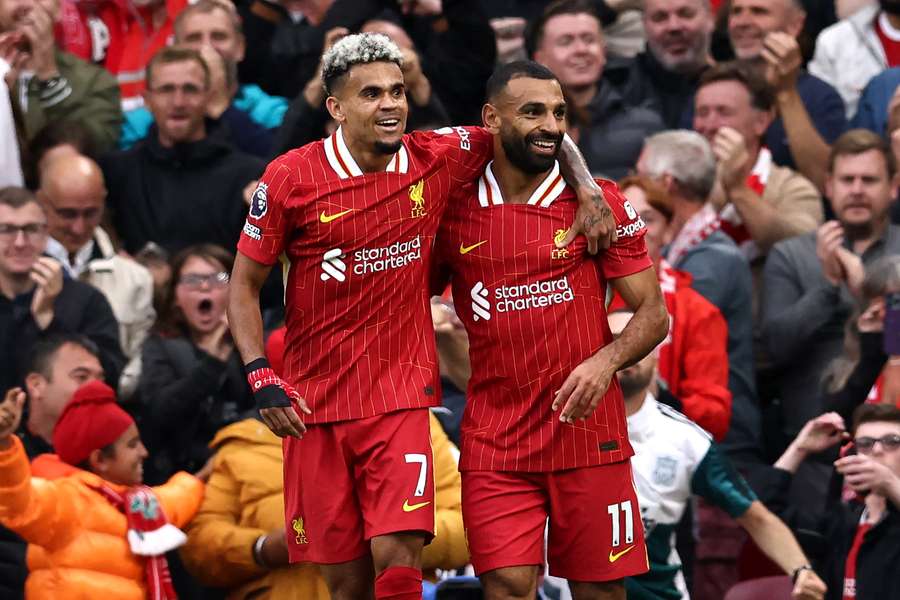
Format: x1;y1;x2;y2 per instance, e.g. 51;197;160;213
607;501;634;547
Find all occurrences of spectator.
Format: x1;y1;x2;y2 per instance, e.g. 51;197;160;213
100;47;264;255
618;175;733;441
0;31;24;187
180;408;466;597
852;66;900;135
121;0;290;152
604;0;714;128
138;244;254;485
636;130;760;460
19;333;104;457
36;153;155;359
0;380;204;599
762;129;900;454
529;0;665;179
430;295;469;446
25;119;97;189
57;0;189;110
609;309;827;600
0;0;122;152
726;0;847;189
773;406;900;600
0;187;124;394
809;1;894;120
693;62;822;263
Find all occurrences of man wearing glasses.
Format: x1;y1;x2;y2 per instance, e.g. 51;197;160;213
36;153;155;361
0;186;123;393
773;404;900;600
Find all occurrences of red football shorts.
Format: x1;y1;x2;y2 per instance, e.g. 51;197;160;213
283;408;436;564
462;460;649;581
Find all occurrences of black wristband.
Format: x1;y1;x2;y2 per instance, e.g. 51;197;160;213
245;357;271;376
791;564;813;584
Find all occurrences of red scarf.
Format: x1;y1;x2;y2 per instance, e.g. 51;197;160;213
842;512;873;600
719;147;771;261
656;260;678;387
91;484;184;600
666;203;721;267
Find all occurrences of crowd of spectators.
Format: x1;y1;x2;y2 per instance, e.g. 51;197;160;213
2;0;900;599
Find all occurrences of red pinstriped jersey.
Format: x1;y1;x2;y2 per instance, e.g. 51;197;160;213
435;163;652;471
237;125;492;424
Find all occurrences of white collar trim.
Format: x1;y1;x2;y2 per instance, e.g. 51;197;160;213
476;160;565;207
880;11;900;42
324;126;408;179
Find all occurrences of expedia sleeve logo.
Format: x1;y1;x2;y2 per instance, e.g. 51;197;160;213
249;183;268;220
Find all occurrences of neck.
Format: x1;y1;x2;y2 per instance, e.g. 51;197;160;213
566;83;597;109
624;391;647;417
26;414;54;445
670;197;704;236
865;493;886;522
850;218;888;255
344;134;394;173
0;272;35;299
491;146;552;204
157;126;206;149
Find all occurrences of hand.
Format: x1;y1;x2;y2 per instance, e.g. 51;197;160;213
260;529;290;567
834;453;898;495
489;18;526;63
552;354;616;423
30;257;63;330
431;298;461;333
834;247;865;298
605;0;644;11
18;2;58;80
400;0;442;16
560;184;617;254
400;47;430;105
712;127;753;192
761;32;802;94
792;567;826;600
815;221;845;286
793;412;847;455
247;366;311;438
0;32;29;87
193;453;216;482
857;297;885;333
303;27;349;107
0;388;26;443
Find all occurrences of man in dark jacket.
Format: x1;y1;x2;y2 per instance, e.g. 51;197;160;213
101;47;264;255
529;0;664;179
772;405;900;600
0;187;123;393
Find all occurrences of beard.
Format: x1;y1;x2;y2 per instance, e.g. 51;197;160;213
500;127;563;175
374;139;402;155
882;0;900;14
618;367;654;399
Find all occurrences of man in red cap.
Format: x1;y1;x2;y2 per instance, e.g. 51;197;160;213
0;381;204;599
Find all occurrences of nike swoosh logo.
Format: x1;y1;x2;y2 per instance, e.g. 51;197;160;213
402;499;431;512
459;241;487;254
320;209;353;223
608;545;635;563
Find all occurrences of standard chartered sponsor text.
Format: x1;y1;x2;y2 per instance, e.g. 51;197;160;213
494;276;574;312
353;235;421;275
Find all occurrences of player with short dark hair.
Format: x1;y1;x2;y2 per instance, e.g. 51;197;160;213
433;60;668;599
228;34;614;600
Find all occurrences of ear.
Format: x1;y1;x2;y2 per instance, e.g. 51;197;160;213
24;373;46;400
236;35;246;63
754;108;774;139
824;172;834;200
87;448;108;474
326;96;345;124
786;8;806;39
482;103;501;135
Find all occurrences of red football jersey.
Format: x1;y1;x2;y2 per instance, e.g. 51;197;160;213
435;163;652;471
238;125;492;423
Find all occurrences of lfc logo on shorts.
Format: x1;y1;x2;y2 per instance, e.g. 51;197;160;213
291;516;309;544
551;228;570;260
409;179;427;218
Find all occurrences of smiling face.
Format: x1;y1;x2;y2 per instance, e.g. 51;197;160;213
484;75;567;174
0;201;47;278
533;12;605;91
644;0;712;74
326;61;408;156
728;0;804;60
174;254;230;335
92;423;149;486
693;79;771;148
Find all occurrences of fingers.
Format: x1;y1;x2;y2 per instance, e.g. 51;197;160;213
559;384;587;423
260;407;306;438
552;376;577;412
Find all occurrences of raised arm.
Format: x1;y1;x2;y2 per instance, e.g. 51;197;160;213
558;135;618;253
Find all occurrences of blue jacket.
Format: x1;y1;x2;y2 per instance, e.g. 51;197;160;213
851;67;900;135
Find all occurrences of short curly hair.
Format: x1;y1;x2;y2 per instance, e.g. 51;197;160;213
321;33;403;96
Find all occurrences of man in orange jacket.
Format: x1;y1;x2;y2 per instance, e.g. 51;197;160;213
0;380;203;599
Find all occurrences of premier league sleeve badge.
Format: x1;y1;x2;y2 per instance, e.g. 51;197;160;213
249;182;269;220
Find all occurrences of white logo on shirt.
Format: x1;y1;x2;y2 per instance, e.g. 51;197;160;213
471;281;491;321
320;248;347;282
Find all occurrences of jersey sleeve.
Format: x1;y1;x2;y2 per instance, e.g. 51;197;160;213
690;444;758;519
420;126;493;183
236;158;295;265
597;179;653;279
